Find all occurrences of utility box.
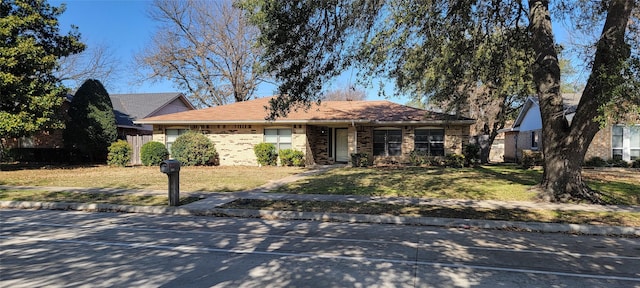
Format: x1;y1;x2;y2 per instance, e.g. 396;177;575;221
160;159;181;206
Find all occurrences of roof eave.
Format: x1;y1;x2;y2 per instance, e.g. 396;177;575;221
134;119;475;125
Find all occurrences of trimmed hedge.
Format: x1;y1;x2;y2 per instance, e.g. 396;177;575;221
171;131;218;166
279;149;305;167
107;140;132;167
141;141;169;166
254;143;278;166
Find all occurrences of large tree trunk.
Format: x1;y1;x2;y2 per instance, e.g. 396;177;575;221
529;0;634;203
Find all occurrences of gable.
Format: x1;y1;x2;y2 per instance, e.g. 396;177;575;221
519;104;542;132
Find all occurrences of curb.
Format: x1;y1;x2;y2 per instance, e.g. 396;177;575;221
2;200;638;237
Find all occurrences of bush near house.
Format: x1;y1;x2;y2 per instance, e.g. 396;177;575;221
171;131;218;166
463;143;481;167
141;141;169;166
520;149;543;169
584;156;608;167
254;143;278;166
279;149;305;167
351;152;370;167
445;154;465;168
107;140;132;167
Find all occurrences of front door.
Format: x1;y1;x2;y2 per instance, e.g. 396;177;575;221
335;128;349;162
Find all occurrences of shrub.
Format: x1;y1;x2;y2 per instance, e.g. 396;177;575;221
254;143;278;166
351;153;370;167
445;154;465;168
584;156;607;167
520;149;543;169
408;150;430;166
632;159;640;168
107;140;132;167
607;158;629;168
279;149;305;167
141;141;169;166
171;131;218;166
463;143;481;167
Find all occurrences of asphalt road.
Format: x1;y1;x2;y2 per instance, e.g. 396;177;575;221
1;209;639;288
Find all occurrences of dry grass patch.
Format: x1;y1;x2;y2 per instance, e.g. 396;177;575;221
0;165;305;192
222;199;640;227
0;189;200;206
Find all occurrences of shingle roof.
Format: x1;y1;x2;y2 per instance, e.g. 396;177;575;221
110;93;193;128
136;96;474;125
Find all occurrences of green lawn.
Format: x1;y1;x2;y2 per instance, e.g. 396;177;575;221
274;165;640;205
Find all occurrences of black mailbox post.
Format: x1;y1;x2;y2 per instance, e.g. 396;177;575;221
160;159;181;206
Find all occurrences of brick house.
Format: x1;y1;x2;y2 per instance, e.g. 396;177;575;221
499;95;640;163
135;97;475;166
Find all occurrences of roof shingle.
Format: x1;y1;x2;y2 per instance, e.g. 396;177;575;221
136;97;474;124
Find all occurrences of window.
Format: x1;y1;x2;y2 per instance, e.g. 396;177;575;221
373;129;402;156
166;129;189;153
531;131;539;149
612;125;624;160
630;126;640;161
414;129;444;156
612;125;640;161
264;128;292;151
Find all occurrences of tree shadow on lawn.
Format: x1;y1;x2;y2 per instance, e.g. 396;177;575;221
474;166;541;186
276;167;507;200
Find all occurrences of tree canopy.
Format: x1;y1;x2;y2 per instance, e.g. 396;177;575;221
243;0;639;202
0;0;84;140
136;0;266;107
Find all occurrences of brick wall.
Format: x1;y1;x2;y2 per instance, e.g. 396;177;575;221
585;127;610;160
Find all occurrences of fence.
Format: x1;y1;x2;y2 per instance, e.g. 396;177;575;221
126;134;153;165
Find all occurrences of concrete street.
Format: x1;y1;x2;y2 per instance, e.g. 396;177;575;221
1;209;639;287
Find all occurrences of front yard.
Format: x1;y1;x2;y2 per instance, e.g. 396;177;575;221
1;164;638;227
275;165;640;205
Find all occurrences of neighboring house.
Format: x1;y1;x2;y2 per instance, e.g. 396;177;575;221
110;93;196;138
2;92;195;164
499;94;640;163
135;97;475;166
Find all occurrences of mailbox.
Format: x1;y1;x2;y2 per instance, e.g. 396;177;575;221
160;159;181;174
159;159;181;206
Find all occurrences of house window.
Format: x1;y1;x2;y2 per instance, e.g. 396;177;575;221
166;128;189;153
630;126;640;161
264;128;292;151
612;125;640;161
531;131;539;149
414;129;444;156
612;125;624;160
373;129;402;156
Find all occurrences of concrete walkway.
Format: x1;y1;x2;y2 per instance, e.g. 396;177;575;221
1;165;639;236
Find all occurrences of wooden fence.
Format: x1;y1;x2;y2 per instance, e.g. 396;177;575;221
126;134;153;165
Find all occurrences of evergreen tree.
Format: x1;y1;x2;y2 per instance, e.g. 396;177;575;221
64;79;117;162
0;0;84;155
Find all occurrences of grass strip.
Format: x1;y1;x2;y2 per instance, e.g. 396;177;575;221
220;199;640;227
0;189;201;206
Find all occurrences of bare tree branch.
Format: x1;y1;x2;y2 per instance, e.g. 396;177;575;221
136;0;266;107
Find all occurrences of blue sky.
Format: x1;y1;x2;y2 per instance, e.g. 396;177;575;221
51;0;582;105
51;0;391;101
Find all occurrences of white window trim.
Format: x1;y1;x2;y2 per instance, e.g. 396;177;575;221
612;125;640;161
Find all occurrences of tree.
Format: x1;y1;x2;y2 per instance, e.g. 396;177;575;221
136;0;266;108
55;42;120;91
63;79;117;162
0;0;84;145
322;85;367;101
243;0;640;203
